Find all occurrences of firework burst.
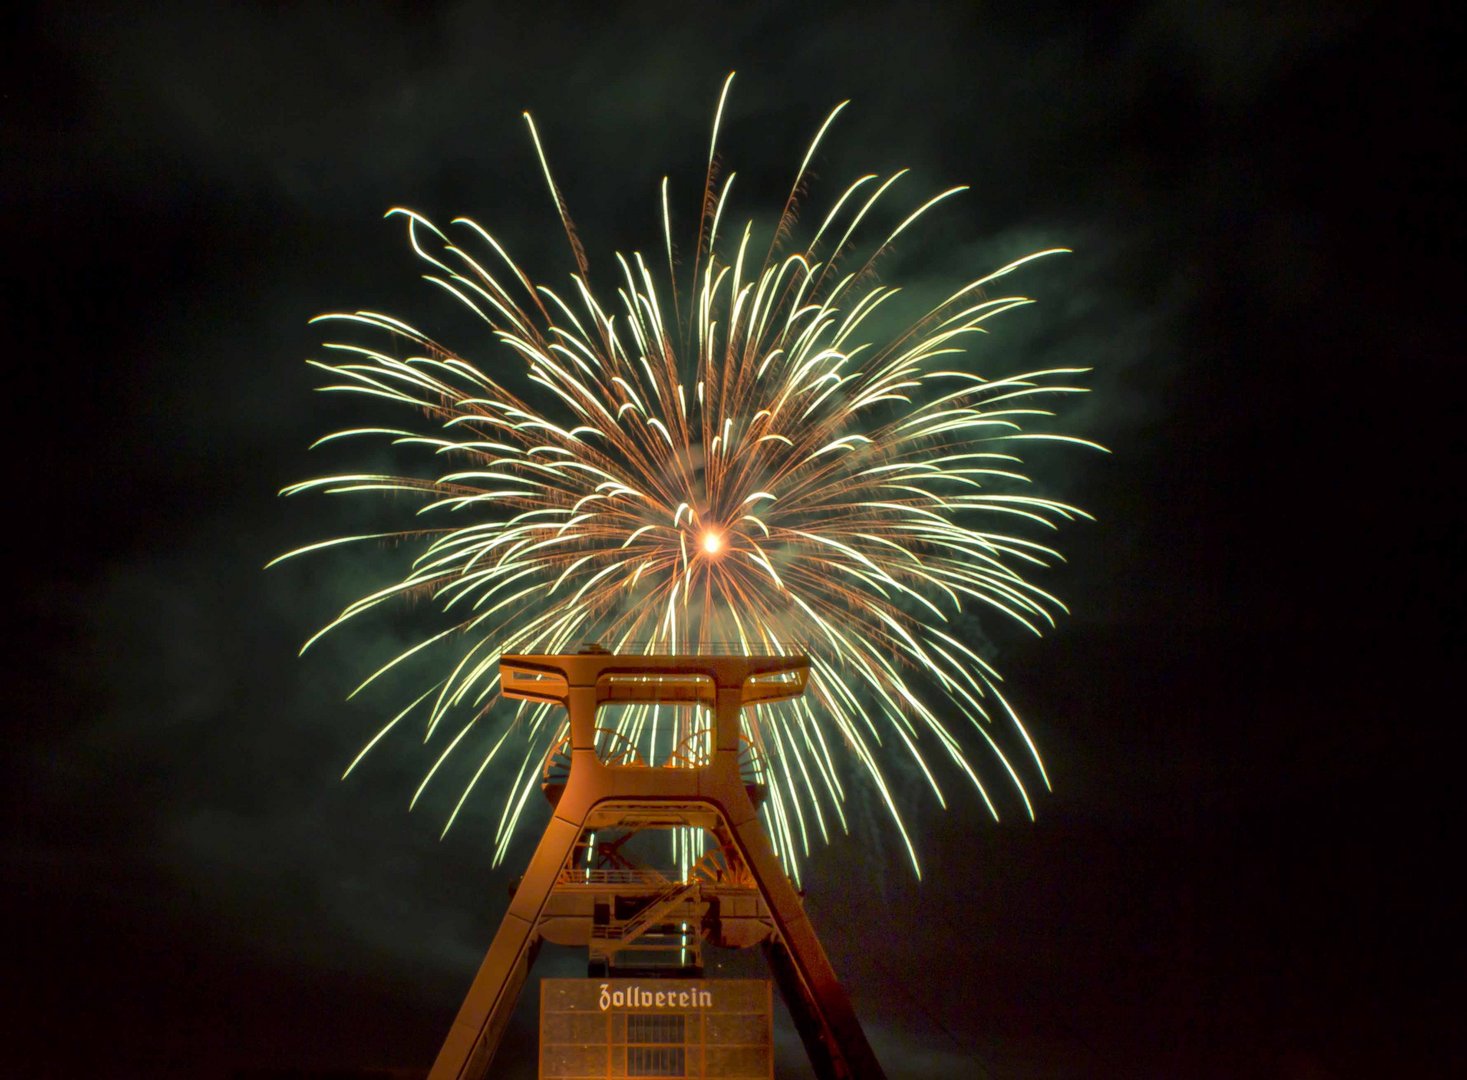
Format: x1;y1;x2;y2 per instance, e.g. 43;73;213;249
275;75;1102;877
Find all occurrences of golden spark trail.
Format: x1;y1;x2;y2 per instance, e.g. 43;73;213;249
278;74;1102;877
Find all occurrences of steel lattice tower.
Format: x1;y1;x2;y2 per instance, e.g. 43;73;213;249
427;646;886;1079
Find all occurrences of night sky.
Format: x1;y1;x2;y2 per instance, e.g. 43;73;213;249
5;3;1459;1078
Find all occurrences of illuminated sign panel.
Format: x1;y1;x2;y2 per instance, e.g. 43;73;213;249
540;978;772;1079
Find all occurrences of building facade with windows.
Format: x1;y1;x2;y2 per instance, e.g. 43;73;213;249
540;978;772;1079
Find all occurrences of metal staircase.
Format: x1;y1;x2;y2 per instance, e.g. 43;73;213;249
612;880;702;944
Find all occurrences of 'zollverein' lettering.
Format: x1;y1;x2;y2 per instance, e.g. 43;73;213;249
598;983;714;1011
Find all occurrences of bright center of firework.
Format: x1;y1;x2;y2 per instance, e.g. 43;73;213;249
701;530;723;556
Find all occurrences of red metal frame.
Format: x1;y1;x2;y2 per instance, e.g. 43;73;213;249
427;650;885;1079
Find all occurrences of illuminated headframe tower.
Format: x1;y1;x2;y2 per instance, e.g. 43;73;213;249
428;647;886;1079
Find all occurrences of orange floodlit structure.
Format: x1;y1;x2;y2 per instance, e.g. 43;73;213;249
427;646;886;1079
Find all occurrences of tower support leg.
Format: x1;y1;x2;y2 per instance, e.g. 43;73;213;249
764;938;843;1079
427;814;580;1080
724;798;886;1079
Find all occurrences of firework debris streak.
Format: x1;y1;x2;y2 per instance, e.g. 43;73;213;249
275;75;1104;878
